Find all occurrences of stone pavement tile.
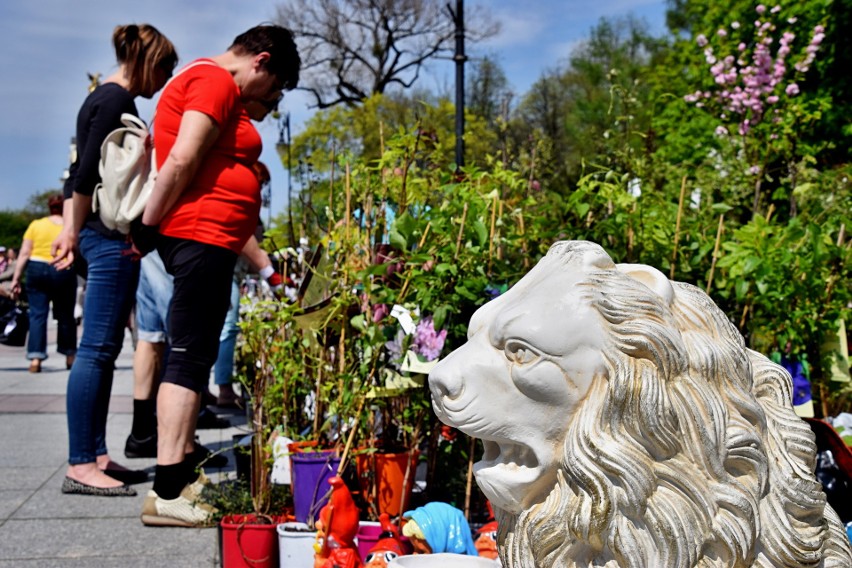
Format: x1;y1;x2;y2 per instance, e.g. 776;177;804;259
0;466;58;490
0;414;67;467
0;518;218;565
13;472;152;520
0;490;30;520
0;394;64;413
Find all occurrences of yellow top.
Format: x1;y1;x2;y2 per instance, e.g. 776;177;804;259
23;217;63;262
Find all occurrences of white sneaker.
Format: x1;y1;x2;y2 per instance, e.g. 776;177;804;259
140;486;216;527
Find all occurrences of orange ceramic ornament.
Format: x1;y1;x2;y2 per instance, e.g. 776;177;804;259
474;521;499;560
313;476;362;568
364;513;406;567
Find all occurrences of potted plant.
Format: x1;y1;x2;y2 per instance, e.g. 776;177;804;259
208;297;312;568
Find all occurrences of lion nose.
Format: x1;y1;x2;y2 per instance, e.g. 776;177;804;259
428;357;463;401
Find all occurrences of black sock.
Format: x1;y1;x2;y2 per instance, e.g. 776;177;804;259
153;461;190;500
131;399;157;439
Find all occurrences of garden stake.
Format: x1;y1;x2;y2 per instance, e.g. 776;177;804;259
671;176;687;279
488;194;498;271
397;221;431;303
397;416;423;515
337;397;365;476
464;434;476;521
345;162;352;241
328;146;336;236
454;202;469;261
706;214;725;294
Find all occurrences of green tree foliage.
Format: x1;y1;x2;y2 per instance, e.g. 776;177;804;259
510;16;665;188
0;210;34;250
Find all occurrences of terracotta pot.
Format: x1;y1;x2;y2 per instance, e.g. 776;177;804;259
357;449;420;517
221;514;286;568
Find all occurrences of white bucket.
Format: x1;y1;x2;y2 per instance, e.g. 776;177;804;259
389;553;498;567
277;522;316;568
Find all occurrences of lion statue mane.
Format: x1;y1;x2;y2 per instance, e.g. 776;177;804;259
429;241;852;568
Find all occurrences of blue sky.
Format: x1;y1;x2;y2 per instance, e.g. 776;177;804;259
0;0;667;218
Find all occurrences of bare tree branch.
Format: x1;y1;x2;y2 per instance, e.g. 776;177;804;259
276;0;498;108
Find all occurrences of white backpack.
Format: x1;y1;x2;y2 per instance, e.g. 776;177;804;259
92;113;156;234
91;60;218;234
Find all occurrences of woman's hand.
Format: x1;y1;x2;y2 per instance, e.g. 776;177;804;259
50;228;77;271
9;279;21;300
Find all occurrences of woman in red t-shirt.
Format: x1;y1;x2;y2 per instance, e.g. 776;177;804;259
138;25;300;528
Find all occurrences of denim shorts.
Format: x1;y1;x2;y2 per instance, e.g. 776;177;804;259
135;250;173;343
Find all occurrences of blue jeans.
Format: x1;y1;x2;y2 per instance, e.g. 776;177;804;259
66;228;139;464
25;260;77;360
213;280;240;386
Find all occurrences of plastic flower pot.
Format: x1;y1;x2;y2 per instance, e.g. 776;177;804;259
221;514;286;568
289;445;340;524
277;521;316;568
356;449;420;517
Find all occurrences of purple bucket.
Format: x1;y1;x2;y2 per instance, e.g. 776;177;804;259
356;521;382;562
290;449;341;524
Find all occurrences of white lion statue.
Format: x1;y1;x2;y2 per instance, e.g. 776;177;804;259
429;241;852;567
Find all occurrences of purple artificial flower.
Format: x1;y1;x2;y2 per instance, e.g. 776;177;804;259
785;83;800;96
385;329;406;365
413;316;447;362
696;34;708;47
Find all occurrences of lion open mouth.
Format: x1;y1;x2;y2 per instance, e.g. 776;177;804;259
480;439;539;471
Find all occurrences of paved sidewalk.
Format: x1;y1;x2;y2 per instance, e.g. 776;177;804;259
0;323;247;567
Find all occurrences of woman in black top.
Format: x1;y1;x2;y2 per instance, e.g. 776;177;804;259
52;24;177;496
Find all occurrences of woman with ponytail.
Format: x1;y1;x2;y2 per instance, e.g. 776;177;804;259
51;24;177;496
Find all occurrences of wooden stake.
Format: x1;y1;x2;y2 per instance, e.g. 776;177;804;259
464;435;476;520
337;397;365;476
328;146;336;235
706;214;725;294
488;195;498;271
397;222;431;303
671;176;687;279
344;163;352;241
454;203;469;261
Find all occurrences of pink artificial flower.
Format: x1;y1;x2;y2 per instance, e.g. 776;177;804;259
756;5;767;14
718;28;728;37
696;34;708;47
731;21;741;29
770;5;781;13
748;165;761;175
715;125;728;137
785;83;800;96
766;95;779;104
373;303;389;323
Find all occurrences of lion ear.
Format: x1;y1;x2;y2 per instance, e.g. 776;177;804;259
616;263;675;305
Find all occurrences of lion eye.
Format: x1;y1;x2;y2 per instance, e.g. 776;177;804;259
504;340;540;365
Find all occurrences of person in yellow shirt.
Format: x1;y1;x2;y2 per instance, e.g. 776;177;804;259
11;194;78;372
